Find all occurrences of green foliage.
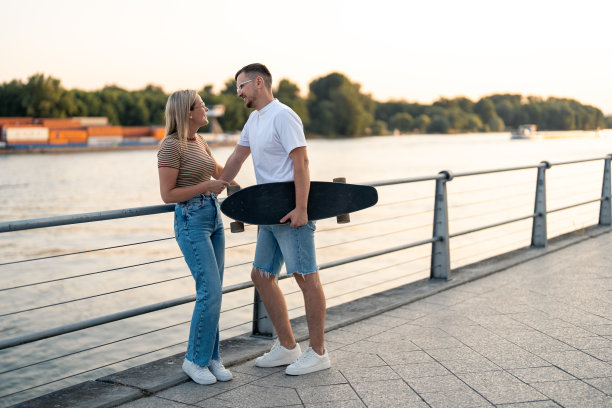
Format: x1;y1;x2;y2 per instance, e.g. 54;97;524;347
306;72;374;137
412;114;431;133
21;73;65;117
427;115;451;133
0;73;607;137
389;112;413;133
368;120;390;136
275;79;309;128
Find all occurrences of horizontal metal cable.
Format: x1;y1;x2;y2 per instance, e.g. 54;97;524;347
283;256;431;299
450;190;534;209
548;198;603;214
0;256;185;292
0;320;190;376
450;201;533;223
1;253;254;293
449;214;536;239
0;238;438;351
0;340;188;400
0;275;192;318
2;298;258;375
451;225;528;252
317;210;432;234
449;179;535;197
377;194;433;206
0;295;195;351
2;257;432;379
0;237;175;267
452;236;532;266
548;178;602;191
319;267;430;303
317;225;431;251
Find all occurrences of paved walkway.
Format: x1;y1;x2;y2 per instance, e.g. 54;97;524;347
112;228;612;408
18;227;612;407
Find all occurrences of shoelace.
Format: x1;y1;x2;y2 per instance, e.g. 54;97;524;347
264;340;281;356
293;349;317;367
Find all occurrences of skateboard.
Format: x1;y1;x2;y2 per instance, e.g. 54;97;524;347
221;178;378;232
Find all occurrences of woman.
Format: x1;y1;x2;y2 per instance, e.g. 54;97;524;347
157;89;233;385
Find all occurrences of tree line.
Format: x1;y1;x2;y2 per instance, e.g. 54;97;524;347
1;73;610;136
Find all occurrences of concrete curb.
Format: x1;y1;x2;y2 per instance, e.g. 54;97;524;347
13;225;611;408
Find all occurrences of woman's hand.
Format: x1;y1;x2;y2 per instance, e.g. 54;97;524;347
208;179;230;194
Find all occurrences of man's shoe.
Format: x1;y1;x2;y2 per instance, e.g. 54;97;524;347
210;359;233;381
285;347;331;375
255;339;302;367
182;359;217;385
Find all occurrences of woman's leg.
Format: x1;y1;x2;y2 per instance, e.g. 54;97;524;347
175;201;223;366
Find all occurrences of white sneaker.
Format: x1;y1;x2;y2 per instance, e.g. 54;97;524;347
209;359;233;381
285;347;331;375
182;359;217;385
255;339;302;367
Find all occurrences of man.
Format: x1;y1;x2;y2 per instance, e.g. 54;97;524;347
220;63;330;375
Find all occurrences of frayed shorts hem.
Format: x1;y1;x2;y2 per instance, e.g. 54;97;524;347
253;264;319;278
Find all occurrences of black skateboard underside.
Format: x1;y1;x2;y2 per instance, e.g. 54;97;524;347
220;181;378;225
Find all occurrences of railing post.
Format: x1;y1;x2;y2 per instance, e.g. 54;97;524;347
251;287;276;338
531;161;550;248
599;154;612;226
431;170;453;280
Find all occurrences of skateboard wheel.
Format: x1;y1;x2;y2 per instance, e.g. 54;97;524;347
227;186;244;232
333;177;350;223
336;213;350;224
230;221;245;233
227;185;241;196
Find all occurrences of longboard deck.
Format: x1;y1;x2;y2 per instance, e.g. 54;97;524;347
220;181;378;225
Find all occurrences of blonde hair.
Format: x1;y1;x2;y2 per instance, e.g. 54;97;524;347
164;89;197;142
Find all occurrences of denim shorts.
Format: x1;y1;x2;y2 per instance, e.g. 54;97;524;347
253;221;318;276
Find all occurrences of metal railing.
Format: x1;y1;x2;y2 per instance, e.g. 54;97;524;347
0;154;610;403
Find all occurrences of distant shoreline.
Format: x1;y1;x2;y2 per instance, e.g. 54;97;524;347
0;139;237;155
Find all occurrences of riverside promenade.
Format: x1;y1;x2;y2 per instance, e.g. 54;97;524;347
18;226;612;408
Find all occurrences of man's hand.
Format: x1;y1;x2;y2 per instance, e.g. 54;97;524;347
280;208;308;227
208;180;230;194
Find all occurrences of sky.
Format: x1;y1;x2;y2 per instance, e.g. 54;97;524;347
1;0;612;114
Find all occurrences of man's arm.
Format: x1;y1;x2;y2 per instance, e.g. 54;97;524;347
280;146;310;227
219;144;251;184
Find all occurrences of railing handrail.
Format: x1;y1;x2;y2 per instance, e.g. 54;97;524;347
2;155;610;234
1;154;610;356
0;237;439;351
0;204;176;233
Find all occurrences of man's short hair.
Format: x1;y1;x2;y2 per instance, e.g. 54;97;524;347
235;63;272;91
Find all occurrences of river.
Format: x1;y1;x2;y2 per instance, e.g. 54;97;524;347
0;132;611;406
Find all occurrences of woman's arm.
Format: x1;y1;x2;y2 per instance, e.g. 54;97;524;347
158;167;228;203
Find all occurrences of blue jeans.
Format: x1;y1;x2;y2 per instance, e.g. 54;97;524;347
174;194;224;366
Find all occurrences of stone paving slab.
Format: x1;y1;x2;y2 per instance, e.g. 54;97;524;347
13;226;612;407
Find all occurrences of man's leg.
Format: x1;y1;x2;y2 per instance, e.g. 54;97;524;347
293;272;326;355
251;268;296;349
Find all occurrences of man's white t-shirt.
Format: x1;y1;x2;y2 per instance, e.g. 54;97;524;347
238;99;306;184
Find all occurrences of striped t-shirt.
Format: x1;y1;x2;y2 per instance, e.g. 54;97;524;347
157;134;216;188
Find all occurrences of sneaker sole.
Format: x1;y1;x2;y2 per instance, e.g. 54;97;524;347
184;371;217;385
285;361;331;376
255;358;298;368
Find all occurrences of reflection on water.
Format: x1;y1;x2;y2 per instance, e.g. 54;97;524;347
0;133;610;406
